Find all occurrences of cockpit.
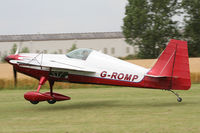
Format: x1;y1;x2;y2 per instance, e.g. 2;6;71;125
66;48;93;60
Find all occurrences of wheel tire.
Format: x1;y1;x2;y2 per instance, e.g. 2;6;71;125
177;97;182;102
47;99;56;104
30;101;39;104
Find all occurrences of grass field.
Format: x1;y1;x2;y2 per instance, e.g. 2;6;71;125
0;84;200;133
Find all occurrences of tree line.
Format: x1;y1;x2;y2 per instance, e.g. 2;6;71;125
123;0;200;58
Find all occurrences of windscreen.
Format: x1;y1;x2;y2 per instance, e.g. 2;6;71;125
66;48;93;60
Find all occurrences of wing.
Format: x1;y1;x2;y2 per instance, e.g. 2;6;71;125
10;59;96;73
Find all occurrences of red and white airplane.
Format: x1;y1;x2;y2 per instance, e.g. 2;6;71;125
5;39;191;104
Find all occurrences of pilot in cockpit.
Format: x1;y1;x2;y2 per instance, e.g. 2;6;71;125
82;50;89;60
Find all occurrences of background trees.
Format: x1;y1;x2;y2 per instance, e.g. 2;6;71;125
123;0;200;58
182;0;200;57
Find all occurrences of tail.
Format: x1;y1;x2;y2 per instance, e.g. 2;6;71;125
147;39;191;90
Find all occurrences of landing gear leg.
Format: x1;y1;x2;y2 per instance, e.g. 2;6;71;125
47;80;56;104
36;76;47;92
49;80;54;96
168;90;182;102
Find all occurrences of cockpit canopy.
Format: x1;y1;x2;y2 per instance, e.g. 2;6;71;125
66;48;93;60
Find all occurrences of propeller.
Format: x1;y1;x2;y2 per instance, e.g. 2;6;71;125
13;66;17;87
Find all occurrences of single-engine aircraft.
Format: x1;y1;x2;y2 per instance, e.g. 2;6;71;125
5;39;191;104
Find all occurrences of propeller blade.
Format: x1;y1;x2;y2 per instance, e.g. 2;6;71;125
13;66;17;87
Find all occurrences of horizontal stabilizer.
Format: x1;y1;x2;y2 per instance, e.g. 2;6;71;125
145;74;172;78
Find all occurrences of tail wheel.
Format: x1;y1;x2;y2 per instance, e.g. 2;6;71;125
47;99;56;104
177;97;182;102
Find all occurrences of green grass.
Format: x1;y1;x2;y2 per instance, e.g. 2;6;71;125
0;84;200;133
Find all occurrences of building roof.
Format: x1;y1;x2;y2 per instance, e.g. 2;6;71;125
0;32;124;42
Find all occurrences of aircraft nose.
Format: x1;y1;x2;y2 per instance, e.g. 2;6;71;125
4;55;10;62
4;55;17;62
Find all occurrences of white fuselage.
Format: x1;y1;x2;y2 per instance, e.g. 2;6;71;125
15;50;149;83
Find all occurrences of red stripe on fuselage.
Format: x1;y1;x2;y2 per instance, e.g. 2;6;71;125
68;73;172;89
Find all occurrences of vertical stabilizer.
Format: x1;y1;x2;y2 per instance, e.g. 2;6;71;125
147;39;191;90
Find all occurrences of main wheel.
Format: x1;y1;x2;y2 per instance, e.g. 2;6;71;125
47;99;56;104
30;101;39;104
177;97;182;102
